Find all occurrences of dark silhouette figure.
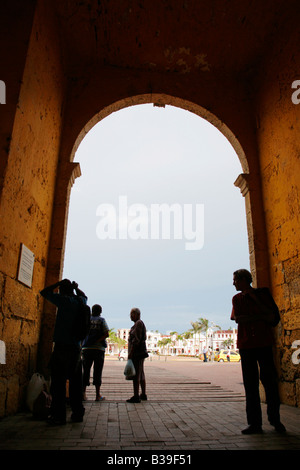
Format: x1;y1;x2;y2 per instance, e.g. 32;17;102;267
231;269;286;434
40;279;87;424
127;308;148;403
82;304;109;401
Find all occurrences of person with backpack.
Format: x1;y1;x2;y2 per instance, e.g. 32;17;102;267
231;269;286;435
40;279;89;425
82;304;109;401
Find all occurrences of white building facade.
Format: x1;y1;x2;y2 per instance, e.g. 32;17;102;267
114;328;237;355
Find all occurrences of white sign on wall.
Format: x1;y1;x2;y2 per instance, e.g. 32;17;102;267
0;341;5;364
17;244;35;288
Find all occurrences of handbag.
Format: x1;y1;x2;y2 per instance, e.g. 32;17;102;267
124;359;136;380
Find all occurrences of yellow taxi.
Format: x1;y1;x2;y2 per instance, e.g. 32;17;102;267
215;350;241;362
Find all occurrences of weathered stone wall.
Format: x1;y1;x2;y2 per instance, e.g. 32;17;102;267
254;14;300;405
0;0;299;417
0;2;65;416
0;0;37;194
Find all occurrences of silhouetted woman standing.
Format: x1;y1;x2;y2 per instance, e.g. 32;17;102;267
126;308;148;403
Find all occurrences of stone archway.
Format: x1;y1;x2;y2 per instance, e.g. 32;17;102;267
71;94;250;173
39;93;269;373
1;0;299;418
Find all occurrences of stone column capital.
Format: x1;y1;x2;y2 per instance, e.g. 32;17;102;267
59;161;81;189
234;173;251;197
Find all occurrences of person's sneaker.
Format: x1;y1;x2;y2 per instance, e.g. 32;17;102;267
95;395;105;401
126;396;141;403
139;394;147;400
241;425;263;434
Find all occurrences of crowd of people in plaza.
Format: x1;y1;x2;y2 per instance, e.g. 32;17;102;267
39;268;286;435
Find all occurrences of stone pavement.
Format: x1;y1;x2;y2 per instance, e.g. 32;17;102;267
0;357;300;453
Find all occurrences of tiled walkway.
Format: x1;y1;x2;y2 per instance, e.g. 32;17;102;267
0;358;299;451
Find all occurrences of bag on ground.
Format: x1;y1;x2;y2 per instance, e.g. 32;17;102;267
26;373;49;412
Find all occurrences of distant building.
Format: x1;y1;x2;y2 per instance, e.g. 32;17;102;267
212;329;237;351
114;327;237;356
117;328;130;343
146;331;161;353
116;329;162;353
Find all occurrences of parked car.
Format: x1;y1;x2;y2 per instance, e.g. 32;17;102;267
118;349;128;361
215;350;241;362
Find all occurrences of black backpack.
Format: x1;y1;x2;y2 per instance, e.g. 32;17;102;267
74;297;91;342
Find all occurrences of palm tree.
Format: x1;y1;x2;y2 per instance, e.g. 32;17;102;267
190;317;221;351
158;337;172;355
107;328;126;353
198;318;211;348
177;331;193;354
169;331;179;354
189;321;203;354
182;331;192;341
223;338;234;349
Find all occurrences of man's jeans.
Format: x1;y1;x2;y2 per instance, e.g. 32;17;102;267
240;346;281;426
49;344;84;421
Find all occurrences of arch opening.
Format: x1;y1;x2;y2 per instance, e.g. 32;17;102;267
62;101;250;337
70;95;249;175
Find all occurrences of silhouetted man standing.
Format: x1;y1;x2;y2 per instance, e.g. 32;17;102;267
231;269;285;434
40;279;87;425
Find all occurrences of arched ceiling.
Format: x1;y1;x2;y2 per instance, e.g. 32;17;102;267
53;0;296;76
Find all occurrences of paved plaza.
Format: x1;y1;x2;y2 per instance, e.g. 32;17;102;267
0;357;299;453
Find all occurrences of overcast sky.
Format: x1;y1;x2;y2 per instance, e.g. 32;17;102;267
63;104;250;334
